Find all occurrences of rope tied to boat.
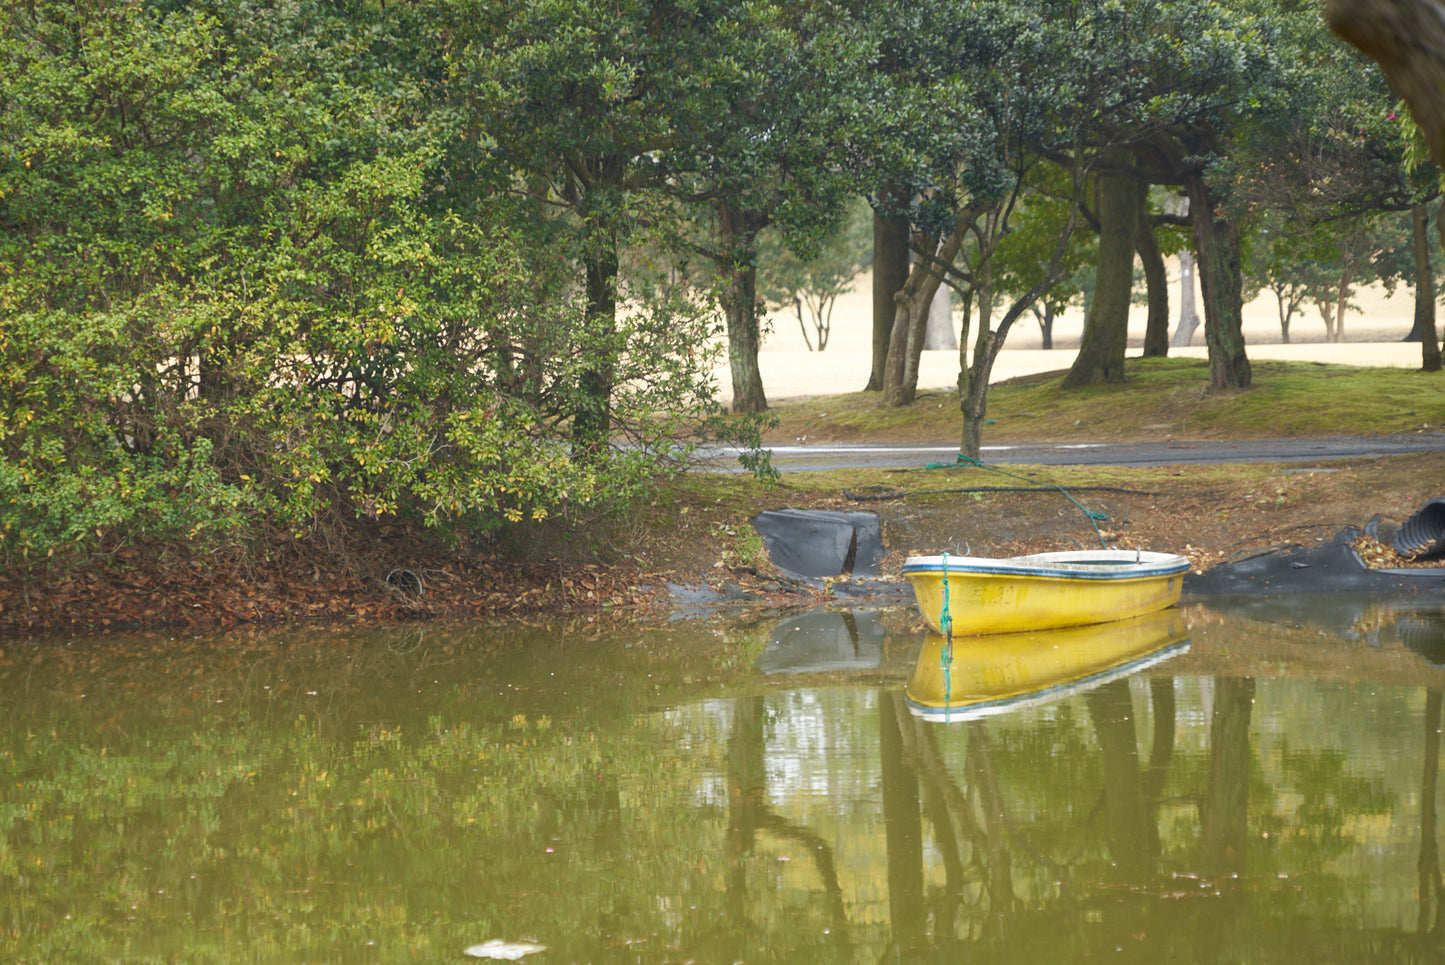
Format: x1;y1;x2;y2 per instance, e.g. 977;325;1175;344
940;551;953;722
939;454;1110;549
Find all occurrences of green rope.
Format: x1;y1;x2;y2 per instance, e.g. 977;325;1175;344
940;551;953;722
938;453;1110;549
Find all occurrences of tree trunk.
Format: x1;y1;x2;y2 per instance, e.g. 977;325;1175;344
1171;249;1200;347
960;314;1000;460
902;257;936;397
723;268;768;412
719;204;770;413
1330;249;1354;342
572;234;619;458
1314;285;1339;342
1273;284;1294;344
570;156;625;460
959;198;1081;459
1063;168;1138;388
1137;185;1170;358
1427;203;1445;371
1032;303;1055;350
923;286;956;350
869;186;911;391
883;230;959;407
882;292;914;409
1187;174;1251;390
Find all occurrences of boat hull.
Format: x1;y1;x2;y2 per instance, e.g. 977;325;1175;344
902;549;1189;636
906;609;1191;721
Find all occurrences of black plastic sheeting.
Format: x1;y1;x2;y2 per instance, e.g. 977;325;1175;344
750;509;885;581
1185;527;1445;595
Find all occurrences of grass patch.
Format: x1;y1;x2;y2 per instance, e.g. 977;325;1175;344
762;357;1445;444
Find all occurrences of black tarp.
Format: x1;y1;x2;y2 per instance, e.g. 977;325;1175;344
750;509;885;581
1185;527;1445;595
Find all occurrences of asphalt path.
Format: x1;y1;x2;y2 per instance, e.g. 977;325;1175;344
700;432;1445;473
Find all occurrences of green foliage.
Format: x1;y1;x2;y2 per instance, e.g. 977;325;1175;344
0;0;726;570
3;0;1439;573
990;171;1094;318
757;199;873;352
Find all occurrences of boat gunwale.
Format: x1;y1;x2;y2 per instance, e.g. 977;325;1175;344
901;550;1189;582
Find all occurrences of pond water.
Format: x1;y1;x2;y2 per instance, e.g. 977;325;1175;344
5;594;1445;963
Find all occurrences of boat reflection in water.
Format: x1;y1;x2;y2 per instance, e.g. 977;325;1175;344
906;608;1191;722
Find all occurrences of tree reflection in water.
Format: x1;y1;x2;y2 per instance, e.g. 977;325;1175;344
1421;689;1445;938
726;694;850;954
10;607;1445;961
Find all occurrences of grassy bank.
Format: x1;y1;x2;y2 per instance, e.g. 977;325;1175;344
760;356;1445;445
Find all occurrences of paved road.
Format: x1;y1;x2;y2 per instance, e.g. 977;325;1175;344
699;433;1445;473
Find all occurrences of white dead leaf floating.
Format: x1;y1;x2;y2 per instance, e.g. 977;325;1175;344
463;939;547;960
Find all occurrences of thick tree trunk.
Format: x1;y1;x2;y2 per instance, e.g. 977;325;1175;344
719;204;770;413
1063;168;1138;388
1137;185;1170;358
1420;203;1444;371
869;186;912;392
723;268;768;412
906;248;963;396
1187;174;1251;390
572;238;619;458
570;157;625;460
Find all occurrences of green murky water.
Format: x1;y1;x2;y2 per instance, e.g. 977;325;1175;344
5;595;1445;963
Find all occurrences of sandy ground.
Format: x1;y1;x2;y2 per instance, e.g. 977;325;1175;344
714;268;1430;404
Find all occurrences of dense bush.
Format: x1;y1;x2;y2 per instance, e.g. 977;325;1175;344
0;0;727;571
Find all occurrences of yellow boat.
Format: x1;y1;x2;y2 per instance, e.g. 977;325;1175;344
905;609;1191;721
901;549;1189;636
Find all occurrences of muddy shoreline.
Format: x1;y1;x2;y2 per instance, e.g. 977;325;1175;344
6;448;1444;639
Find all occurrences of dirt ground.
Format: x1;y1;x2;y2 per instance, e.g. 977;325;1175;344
5;445;1441;639
783;450;1445;577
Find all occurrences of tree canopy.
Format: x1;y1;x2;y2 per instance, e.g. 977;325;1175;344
0;0;1432;568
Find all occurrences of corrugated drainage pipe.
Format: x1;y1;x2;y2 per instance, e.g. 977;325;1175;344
1393;497;1445;560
